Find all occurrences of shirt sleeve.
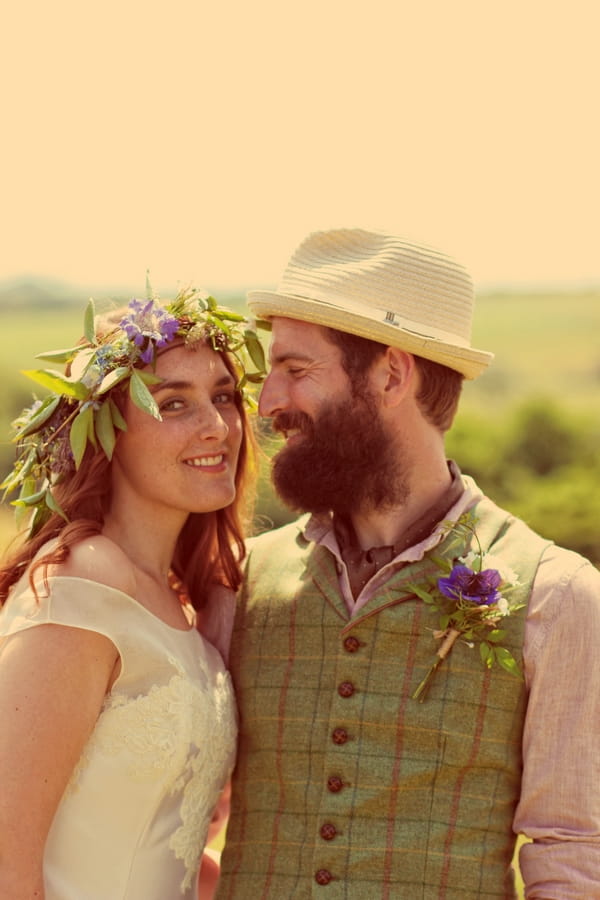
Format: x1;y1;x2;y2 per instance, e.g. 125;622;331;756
514;547;600;898
197;583;236;666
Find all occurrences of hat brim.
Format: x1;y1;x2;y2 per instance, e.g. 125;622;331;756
247;291;493;380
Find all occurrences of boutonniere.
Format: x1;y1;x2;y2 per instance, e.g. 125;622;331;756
407;511;524;702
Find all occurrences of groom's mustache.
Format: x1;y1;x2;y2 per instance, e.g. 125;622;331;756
271;411;315;438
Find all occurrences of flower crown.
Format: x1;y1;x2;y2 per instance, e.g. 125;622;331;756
2;281;267;538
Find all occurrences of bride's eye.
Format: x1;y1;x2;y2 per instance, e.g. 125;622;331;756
160;397;185;413
214;391;235;406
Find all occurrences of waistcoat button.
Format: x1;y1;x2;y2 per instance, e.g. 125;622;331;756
327;775;344;792
332;727;348;744
315;869;333;885
320;823;337;840
338;681;355;698
343;636;360;653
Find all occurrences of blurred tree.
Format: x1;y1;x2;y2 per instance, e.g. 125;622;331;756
504;400;584;475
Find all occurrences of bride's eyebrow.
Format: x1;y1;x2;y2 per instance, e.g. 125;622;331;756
150;374;235;394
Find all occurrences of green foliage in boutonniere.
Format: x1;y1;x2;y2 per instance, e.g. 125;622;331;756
406;511;525;702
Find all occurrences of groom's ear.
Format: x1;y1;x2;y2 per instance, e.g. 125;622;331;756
370;347;417;409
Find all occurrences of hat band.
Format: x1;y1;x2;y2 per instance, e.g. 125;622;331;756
276;292;471;348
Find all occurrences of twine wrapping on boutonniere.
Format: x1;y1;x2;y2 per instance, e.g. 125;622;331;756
407;510;524;702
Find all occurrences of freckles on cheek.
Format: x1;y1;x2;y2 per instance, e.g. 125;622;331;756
117;428;170;474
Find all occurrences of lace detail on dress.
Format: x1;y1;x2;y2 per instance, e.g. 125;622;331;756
169;667;237;892
68;655;237;893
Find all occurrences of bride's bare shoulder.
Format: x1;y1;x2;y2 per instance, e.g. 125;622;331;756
44;535;137;597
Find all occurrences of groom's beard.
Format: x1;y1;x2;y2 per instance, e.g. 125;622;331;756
270;389;410;516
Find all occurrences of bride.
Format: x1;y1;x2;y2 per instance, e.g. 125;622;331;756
0;288;261;899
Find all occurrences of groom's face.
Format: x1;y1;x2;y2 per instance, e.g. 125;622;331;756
258;318;406;516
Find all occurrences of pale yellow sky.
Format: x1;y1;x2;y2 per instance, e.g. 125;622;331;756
2;0;598;295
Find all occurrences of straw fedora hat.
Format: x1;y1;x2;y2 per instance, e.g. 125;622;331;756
247;228;493;379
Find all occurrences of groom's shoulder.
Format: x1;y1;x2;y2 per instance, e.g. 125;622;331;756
246;514;312;557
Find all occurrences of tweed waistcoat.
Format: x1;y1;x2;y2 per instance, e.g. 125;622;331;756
218;495;550;899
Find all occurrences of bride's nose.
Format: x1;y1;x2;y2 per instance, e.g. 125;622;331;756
196;404;229;441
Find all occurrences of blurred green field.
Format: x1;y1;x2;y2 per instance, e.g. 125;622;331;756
461;291;599;412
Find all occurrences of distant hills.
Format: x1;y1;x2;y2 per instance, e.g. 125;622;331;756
0;277;98;309
0;277;246;310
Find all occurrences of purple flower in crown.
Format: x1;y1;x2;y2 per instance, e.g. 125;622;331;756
120;299;180;364
437;564;502;606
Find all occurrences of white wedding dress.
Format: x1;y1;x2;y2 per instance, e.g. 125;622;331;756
0;576;237;899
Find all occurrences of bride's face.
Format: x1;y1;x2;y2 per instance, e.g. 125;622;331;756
111;343;243;521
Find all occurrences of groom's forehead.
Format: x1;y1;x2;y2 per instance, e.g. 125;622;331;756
268;317;338;360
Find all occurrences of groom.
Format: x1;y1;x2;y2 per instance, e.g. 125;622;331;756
216;228;600;898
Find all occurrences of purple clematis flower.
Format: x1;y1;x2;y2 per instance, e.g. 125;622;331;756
437;565;502;606
120;299;180;363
